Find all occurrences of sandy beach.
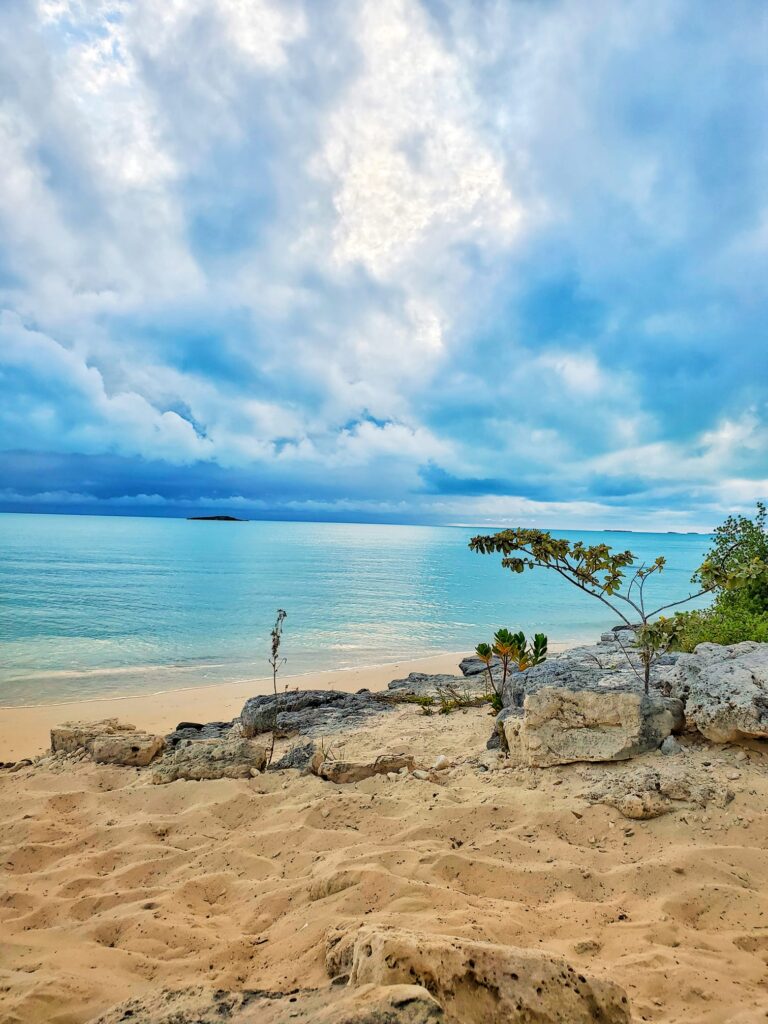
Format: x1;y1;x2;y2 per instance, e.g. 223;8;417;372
1;688;767;1024
0;652;470;764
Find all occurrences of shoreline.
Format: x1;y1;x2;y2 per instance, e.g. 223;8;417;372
0;649;474;711
0;644;574;762
0;650;467;762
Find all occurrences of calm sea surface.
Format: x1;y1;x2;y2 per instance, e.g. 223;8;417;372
0;514;712;706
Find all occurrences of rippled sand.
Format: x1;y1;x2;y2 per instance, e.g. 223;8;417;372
1;703;767;1024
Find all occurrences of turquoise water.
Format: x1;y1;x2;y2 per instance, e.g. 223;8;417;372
0;514;712;706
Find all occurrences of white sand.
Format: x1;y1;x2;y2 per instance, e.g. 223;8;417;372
2;647;767;1023
1;704;767;1024
0;652;468;763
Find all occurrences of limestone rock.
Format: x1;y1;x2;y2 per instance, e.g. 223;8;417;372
152;738;267;784
315;753;414;785
240;690;391;738
327;925;630;1023
501;637;680;710
87;983;445;1024
668;641;768;742
586;765;734;819
51;719;136;754
90;731;165;767
503;687;684;767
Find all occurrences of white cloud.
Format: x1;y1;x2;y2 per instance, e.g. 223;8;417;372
315;0;521;281
537;351;609;397
1;0;766;528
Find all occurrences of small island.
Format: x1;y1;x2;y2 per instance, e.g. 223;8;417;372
186;515;247;522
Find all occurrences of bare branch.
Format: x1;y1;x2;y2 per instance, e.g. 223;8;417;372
647;586;715;619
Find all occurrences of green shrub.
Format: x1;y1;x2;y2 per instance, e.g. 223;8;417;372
695;501;768;615
675;606;768;651
675;502;768;650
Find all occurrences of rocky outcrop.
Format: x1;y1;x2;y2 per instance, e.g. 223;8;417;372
388;673;481;698
458;655;501;677
503;687;684;767
669;641;768;742
585;764;734;819
88;984;445;1024
51;719;138;754
269;741;317;772
50;719;165;766
312;752;414;784
90;732;165;767
500;642;680;709
326;925;630;1023
240;690;392;738
151;738;267;784
165;720;235;747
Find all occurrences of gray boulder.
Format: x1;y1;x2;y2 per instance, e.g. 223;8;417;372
165;720;234;747
387;672;476;697
660;735;685;756
240;690;392;738
269;741;317;772
668;641;768;743
458;654;501;676
152;738;267;783
503;686;684;767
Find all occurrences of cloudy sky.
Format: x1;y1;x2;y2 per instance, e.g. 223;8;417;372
0;0;766;529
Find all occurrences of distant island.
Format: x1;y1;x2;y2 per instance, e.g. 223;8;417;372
186;515;247;522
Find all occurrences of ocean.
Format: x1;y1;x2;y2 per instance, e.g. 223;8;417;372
0;514;712;707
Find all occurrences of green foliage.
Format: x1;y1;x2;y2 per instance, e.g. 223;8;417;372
675;504;768;650
487;691;503;713
675;606;768;651
512;631;548;669
531;633;548;665
469;527;731;694
469;528;663;597
695;502;768;612
470;510;768;692
475;630;548;710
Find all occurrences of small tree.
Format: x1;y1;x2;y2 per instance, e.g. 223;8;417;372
265;608;287;767
474;642;499;707
469;529;760;694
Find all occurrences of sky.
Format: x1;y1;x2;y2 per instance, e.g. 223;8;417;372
0;0;766;531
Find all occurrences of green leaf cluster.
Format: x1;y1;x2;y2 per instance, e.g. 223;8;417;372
694;502;768;612
474;629;548;710
675;605;768;651
676;503;768;650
